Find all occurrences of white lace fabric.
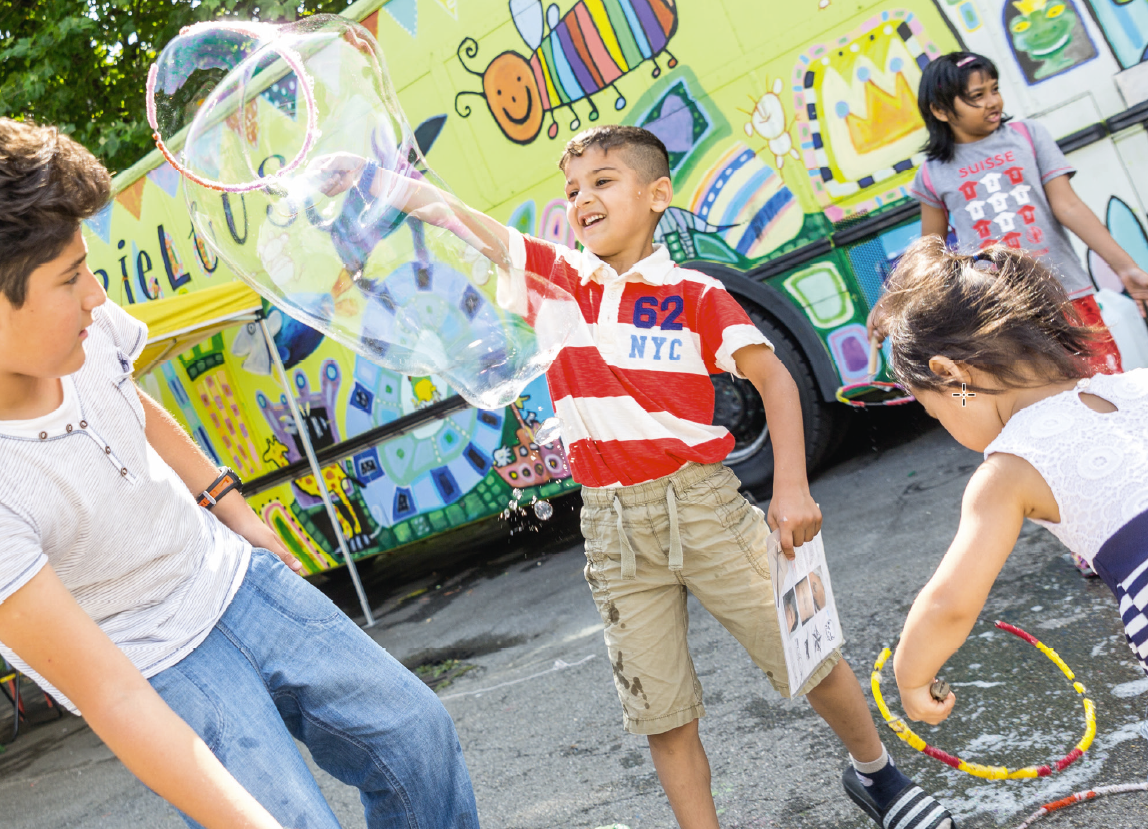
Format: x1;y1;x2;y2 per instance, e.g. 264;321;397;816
983;369;1148;566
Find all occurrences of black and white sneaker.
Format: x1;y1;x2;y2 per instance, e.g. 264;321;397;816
842;766;955;829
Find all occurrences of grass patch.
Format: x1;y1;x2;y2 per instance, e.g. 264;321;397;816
414;659;476;692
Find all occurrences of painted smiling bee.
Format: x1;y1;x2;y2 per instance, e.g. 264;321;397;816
455;0;679;145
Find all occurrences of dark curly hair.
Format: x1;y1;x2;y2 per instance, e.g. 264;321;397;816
0;118;111;308
558;124;670;183
883;237;1094;395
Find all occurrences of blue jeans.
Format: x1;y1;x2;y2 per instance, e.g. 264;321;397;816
149;548;479;829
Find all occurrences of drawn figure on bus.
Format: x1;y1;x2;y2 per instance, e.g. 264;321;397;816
1084;0;1148;69
411;377;443;408
1005;0;1097;83
653;206;741;265
792;11;940;221
262;436;291;469
454;0;679;145
294;463;364;544
742;78;800;171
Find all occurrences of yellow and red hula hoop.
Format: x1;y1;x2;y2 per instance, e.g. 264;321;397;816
871;621;1096;780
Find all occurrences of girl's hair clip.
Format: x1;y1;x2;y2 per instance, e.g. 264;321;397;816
956;55;977;68
971;254;998;273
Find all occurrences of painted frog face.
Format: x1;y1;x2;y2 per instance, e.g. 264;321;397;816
1009;1;1076;59
483;52;543;144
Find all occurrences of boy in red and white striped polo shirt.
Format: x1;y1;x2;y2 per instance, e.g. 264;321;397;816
319;126;954;829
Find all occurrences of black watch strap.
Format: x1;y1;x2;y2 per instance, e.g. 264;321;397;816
197;468;242;509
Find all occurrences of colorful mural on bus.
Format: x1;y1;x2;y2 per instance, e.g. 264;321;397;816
85;0;1148;574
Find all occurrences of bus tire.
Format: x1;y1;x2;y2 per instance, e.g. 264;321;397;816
712;309;844;494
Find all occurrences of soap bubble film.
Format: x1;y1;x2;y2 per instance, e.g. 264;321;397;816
149;15;578;408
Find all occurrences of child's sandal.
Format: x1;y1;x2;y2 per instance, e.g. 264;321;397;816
842;766;955;829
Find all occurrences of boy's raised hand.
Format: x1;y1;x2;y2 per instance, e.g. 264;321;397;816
766;488;822;559
306;152;367;197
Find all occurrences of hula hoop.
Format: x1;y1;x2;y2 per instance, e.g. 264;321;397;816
871;621;1096;780
835;380;916;408
834;341;915;407
146;21;319;193
1013;782;1148;828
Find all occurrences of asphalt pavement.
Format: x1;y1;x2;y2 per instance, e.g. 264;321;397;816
3;408;1146;828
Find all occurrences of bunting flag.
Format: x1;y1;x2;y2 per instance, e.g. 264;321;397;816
115;178;147;221
224;99;260;146
83;203;114;244
383;0;418;37
431;0;458;18
147;161;182;198
359;10;380;37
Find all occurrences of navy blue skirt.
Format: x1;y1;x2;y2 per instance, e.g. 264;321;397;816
1092;509;1148;677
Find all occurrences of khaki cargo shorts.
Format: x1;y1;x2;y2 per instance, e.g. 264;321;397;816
580;462;841;735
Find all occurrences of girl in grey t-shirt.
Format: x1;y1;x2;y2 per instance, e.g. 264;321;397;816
907;51;1148;378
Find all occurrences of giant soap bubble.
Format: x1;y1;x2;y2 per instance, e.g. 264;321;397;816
147;15;578;408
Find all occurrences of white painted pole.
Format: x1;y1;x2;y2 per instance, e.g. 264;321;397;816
260;318;377;627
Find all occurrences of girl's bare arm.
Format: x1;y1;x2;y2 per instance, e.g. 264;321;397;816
892;454;1030;724
0;567;284;829
920;202;949;239
1046;175;1148;312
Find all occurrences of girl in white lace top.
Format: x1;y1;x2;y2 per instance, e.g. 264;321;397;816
874;237;1148;727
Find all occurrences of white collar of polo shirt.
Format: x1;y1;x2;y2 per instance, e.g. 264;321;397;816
576;243;676;287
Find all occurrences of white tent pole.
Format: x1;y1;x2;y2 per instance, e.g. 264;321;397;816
260;318;377;627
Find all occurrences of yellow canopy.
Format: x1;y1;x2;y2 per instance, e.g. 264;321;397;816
124;281;264;377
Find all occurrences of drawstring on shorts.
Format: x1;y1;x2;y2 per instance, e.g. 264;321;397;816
666;484;683;572
612;495;636;580
612;483;683;580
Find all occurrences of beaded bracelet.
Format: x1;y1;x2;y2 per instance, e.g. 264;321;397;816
871;620;1096;780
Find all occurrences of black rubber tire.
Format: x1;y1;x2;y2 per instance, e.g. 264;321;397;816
712;308;846;493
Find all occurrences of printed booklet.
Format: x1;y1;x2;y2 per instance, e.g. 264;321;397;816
766;530;842;692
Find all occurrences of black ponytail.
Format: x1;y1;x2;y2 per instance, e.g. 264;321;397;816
919;52;1010;163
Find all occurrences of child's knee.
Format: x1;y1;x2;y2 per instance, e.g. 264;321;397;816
646;717;699;748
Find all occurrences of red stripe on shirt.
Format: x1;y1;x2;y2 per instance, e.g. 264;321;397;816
547;349;718;424
567;434;736;488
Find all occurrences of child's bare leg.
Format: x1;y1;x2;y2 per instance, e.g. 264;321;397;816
646;719;720;829
804;659;883;762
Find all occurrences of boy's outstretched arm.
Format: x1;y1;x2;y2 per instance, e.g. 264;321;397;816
733;343;821;557
307;153;510;266
893;455;1028;724
0;566;285;829
1046;175;1148;313
136;386;303;572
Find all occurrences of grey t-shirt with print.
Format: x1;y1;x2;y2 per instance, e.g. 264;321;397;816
910;118;1094;298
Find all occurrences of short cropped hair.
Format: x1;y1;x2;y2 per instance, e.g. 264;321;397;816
883;237;1093;394
0;118;111;308
558;125;671;183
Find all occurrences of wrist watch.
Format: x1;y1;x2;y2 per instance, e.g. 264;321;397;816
197;467;243;509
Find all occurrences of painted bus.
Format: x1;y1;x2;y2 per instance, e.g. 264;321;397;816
86;0;1148;577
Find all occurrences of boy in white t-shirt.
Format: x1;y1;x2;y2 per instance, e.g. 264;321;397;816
0;118;479;829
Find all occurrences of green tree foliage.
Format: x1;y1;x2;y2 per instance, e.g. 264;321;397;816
0;0;355;174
